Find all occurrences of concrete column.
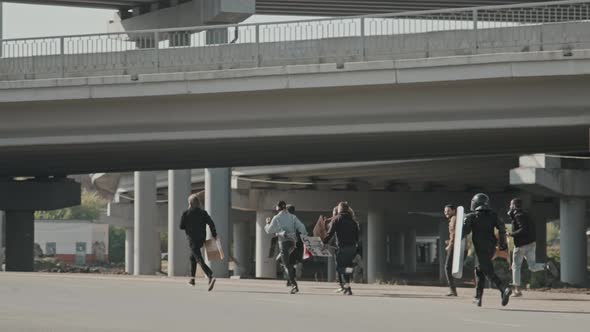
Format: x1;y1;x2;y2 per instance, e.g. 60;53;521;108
233;220;251;277
125;228;134;274
204;168;231;278
404;229;417;274
438;221;448;281
255;211;276;278
559;198;588;286
134;171;158;275
367;210;386;283
391;231;404;266
5;210;35;272
168;169;191;277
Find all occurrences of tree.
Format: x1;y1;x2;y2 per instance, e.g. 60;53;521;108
35;190;106;221
109;227;126;264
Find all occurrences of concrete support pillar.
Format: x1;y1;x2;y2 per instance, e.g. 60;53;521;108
168;169;191;277
255;211;276;278
5;210;35;272
438;222;448;281
125;228;134;274
404;229;417;274
429;242;437;264
367;210;386;283
391;231;404;266
233;220;251;277
204;168;231;278
133;171;158;275
559;198;588;286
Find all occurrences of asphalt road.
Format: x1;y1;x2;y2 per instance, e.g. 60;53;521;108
0;273;589;332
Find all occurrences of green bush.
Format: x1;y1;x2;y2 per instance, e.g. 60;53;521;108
109;226;125;263
35;190;106;221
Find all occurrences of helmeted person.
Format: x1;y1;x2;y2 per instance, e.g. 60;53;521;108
462;193;512;307
265;200;308;294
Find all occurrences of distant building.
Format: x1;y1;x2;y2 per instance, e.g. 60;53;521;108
35;220;109;265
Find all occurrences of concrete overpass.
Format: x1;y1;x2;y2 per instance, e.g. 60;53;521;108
0;1;588;286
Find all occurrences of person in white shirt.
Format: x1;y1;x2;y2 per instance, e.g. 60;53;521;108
265;200;307;294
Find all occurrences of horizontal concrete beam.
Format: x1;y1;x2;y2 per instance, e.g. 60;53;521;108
0;179;80;211
518;154;562;169
510;167;590;197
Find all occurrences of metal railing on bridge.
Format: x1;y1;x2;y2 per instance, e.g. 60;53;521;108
1;0;590;81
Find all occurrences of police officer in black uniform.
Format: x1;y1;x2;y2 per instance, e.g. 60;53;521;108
463;193;512;307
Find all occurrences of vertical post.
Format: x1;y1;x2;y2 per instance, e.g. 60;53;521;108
438;221;448;282
154;31;160;73
255;24;261;67
404;229;417;274
134;171;158;275
125;227;134;275
204;168;231;278
367;209;386;283
559;198;587;286
60;37;65;78
255;211;276;278
360;17;367;61
472;9;479;55
168;169;191;277
233;220;251;277
5;211;35;272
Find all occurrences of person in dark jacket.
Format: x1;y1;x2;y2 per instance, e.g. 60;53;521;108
462;193;512;307
180;194;217;291
324;201;359;296
508;198;557;297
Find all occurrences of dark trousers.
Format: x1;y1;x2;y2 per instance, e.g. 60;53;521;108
336;245;357;286
279;240;297;286
189;243;213;279
445;247;456;289
474;248;504;292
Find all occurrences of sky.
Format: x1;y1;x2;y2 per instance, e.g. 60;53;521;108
2;3;310;39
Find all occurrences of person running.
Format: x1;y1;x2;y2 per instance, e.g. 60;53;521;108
443;204;458;296
323;201;359;296
179;194;217;291
508;198;558;297
265;200;308;294
462;193;512;307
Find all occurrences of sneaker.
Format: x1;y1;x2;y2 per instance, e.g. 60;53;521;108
188;278;195;286
290;285;299;294
335;287;345;293
446;288;458;297
473;296;482;307
512;290;523;297
208;278;216;292
286;280;292;287
501;288;512;306
344;287;353;296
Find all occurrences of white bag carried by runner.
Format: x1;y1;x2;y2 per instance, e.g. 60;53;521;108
205;237;225;261
452;206;466;279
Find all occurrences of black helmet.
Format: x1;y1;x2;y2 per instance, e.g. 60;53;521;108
470;193;490;211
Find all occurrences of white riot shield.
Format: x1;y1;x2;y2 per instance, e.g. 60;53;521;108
451;206;466;279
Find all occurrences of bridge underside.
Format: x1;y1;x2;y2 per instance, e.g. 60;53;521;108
6;0;568;15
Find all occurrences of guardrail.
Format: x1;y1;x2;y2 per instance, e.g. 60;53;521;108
1;0;590;81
